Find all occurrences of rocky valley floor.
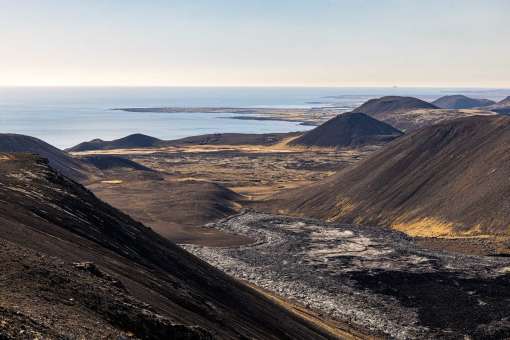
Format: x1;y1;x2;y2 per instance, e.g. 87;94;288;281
183;212;510;339
75;141;379;200
71;142;379;247
73;140;510;255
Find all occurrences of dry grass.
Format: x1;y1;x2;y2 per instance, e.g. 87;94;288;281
392;217;457;237
78;143;378;200
100;179;123;184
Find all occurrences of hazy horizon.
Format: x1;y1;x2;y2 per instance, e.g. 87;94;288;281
1;0;509;87
1;85;510;89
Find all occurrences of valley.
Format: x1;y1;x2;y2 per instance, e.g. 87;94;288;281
2;94;510;339
72;140;379;247
3;2;510;338
184;212;510;339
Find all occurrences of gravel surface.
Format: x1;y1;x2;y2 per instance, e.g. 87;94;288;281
183;212;510;339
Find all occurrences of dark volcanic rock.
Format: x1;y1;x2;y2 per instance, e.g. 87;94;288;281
81;154;155;171
166;132;296;146
67;133;162;152
432;95;495;109
269;115;510;236
289;112;403;148
0;153;332;339
485;96;510;114
0;133;91;181
353;96;437;116
68;132;297;152
0;239;212;340
498;96;510;105
184;212;510;339
351;96;440;131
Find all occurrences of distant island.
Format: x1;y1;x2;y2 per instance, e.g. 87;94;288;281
114;106;344;125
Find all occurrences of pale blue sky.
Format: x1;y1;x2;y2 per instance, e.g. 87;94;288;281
1;0;509;86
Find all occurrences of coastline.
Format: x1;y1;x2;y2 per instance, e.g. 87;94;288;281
114;106;346;126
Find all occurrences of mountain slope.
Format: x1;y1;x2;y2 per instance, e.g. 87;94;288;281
0;133;92;181
81;154;155;172
68;133;162;152
269;115;510;237
432;95;495;109
353;96;437;116
351;96;439;131
88;178;248;245
166;132;296;146
498;96;510;105
486;96;510;114
68;132;297;152
0;153;333;339
289;112;402;148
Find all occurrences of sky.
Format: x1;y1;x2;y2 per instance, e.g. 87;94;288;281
1;0;509;87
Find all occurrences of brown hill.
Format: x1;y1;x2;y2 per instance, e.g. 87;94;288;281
352;96;439;131
68;132;297;152
89;178;248;246
0;133;92;181
289;112;402;148
432;95;495;109
166;132;296;146
353;96;437;116
486;96;510;114
498;96;510;105
81;154;155;172
268;115;510;237
0;153;333;339
67;133;162;152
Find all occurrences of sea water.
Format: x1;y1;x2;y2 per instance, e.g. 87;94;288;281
0;86;506;149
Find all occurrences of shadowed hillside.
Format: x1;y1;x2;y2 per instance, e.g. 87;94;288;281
432;95;495;109
0;133;92;181
88;178;249;246
289;112;402;148
353;96;437;116
0;153;334;339
352;96;439;131
81;154;156;172
68;132;298;152
486;96;510;114
268;115;510;237
68;133;162;152
166;132;297;146
496;96;510;106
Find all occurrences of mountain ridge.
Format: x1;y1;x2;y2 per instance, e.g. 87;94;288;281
289;111;403;148
68;133;162;152
267;115;510;237
0;152;334;339
0;133;93;181
352;96;438;116
432;95;495;109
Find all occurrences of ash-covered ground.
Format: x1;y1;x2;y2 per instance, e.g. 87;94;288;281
183;212;510;339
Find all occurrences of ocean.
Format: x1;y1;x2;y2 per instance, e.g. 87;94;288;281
0;86;507;149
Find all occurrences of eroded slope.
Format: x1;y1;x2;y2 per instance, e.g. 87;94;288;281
184;212;510;339
268;115;510;238
0;153;333;339
290;112;402;148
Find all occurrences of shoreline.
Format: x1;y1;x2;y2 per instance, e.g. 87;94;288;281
114;106;347;126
